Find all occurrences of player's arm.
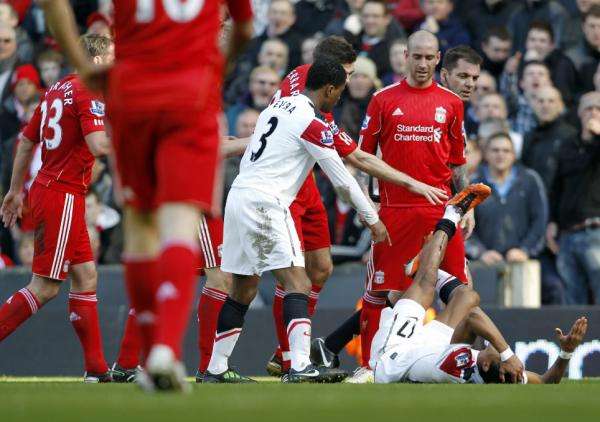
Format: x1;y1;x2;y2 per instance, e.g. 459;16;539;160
221;136;250;157
345;148;449;205
452;307;525;383
1;135;36;228
224;0;254;73
85;131;110;157
527;317;588;385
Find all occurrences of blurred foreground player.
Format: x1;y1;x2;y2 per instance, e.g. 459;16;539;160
213;60;387;383
38;0;253;391
0;35;113;382
370;185;585;385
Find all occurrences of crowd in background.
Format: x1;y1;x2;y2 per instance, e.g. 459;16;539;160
0;0;599;306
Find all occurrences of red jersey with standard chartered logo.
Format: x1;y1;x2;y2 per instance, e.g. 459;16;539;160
277;64;358;211
359;80;466;207
110;0;253;110
22;75;104;195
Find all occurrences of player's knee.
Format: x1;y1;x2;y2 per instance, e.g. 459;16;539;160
451;285;480;309
305;250;333;287
230;276;258;305
123;207;159;256
205;268;232;293
27;276;60;304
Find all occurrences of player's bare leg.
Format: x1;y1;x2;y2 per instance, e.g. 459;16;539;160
69;261;111;382
204;274;258;383
269;247;332;376
196;267;231;382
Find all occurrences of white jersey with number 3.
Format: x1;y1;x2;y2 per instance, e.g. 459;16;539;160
233;94;338;207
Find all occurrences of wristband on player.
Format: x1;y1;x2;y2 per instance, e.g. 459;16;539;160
500;347;514;362
559;350;573;360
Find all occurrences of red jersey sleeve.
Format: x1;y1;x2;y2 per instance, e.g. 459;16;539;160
76;87;105;137
226;0;253;22
22;101;42;143
326;118;358;158
447;98;467;166
359;95;383;154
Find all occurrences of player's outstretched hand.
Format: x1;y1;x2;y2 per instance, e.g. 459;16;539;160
80;63;111;94
499;355;525;384
407;181;449;205
369;220;391;245
460;209;476;239
1;190;24;228
556;317;588;353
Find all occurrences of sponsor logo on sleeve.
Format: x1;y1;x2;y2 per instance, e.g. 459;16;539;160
90;100;105;117
361;115;371;130
434;106;447;124
328;121;340;135
320;130;334;146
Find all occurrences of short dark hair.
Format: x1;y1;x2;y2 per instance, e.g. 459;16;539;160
305;58;346;91
583;4;600;22
528;20;554;42
482;26;511;44
478;362;502;384
521;59;549;77
362;0;388;15
79;34;112;58
313;36;357;65
442;45;482;72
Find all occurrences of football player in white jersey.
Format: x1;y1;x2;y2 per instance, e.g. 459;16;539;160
370;184;588;384
207;59;388;383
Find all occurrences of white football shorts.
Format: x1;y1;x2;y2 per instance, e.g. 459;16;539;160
221;187;304;276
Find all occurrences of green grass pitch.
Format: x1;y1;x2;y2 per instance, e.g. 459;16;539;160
1;377;599;422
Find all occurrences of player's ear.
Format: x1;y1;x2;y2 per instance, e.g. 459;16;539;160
435;51;441;66
440;68;448;85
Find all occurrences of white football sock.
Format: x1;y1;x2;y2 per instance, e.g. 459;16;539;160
287;318;312;371
206;328;241;374
443;205;462;226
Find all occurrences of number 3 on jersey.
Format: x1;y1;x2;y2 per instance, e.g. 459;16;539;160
40;99;63;150
250;116;278;162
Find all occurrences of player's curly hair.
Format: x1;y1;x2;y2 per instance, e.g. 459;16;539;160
79;34;112;58
305;58;346;90
313;36;357;66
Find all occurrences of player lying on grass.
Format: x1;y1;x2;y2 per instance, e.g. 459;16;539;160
369;184;587;384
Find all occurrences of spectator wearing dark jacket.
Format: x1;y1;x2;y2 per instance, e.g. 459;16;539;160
566;5;600;93
480;26;513;83
465;0;518;47
344;0;406;78
524;21;578;105
466;133;548;266
548;92;600;304
507;0;571;51
294;0;337;37
419;0;471;58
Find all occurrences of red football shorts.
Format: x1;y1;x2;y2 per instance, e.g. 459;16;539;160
290;176;331;252
366;206;467;292
30;183;93;281
109;101;221;214
197;215;223;269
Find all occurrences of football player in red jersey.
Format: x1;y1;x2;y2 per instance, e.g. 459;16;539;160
38;0;254;391
0;35;113;383
353;30;473;382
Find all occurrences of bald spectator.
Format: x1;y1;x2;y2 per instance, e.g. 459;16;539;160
466;132;548;267
0;3;32;63
524;21;577;104
344;0;406;78
508;0;571;51
549;92;600;304
419;0;471;57
567;5;600;92
226;66;280;135
257;38;289;77
480;26;513;82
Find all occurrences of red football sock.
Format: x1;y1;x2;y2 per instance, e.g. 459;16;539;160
154;244;199;359
0;288;41;342
116;308;142;369
359;293;387;368
123;258;159;363
68;291;109;374
197;286;227;372
273;285;290;371
308;284;322;316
